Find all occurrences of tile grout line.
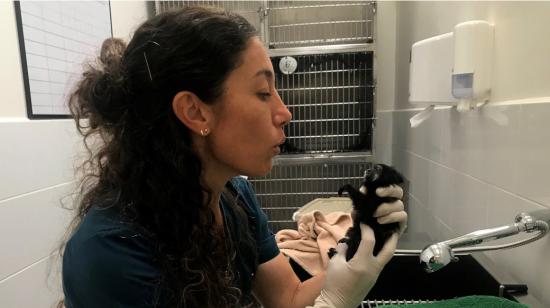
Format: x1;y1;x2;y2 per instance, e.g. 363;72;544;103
0;180;76;205
402;148;548;209
408;191;454;234
0;254;54;284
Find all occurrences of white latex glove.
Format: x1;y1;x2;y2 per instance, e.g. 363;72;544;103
373;185;408;235
309;224;398;308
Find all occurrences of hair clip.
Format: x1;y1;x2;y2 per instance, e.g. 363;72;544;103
143;40;161;82
143;52;153;81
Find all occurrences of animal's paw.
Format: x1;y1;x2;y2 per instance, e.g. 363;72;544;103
328;237;349;258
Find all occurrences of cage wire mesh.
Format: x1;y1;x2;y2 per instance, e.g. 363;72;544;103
155;1;375;49
360;299;436;307
249;161;372;232
155;1;376;233
155;1;263;32
267;1;375;48
275;51;374;154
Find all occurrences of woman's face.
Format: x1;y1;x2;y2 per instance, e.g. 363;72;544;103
206;37;292;177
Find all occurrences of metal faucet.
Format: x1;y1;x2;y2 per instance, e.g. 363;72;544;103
419;209;550;273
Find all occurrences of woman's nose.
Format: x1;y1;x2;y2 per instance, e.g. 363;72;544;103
274;92;292;127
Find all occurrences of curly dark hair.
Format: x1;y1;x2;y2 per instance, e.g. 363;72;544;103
62;7;259;307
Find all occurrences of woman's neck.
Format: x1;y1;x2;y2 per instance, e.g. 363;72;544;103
193;137;239;224
200;164;237;228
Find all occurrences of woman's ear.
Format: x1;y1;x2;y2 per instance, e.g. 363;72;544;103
172;91;212;136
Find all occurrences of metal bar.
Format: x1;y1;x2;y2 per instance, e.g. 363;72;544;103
290;118;369;123
333;53;337;144
256;206;301;210
273;154;372;166
256;192;337;197
290;68;371;76
291;56;296;149
307;53;312;146
268;220;296;223
361;300;435;305
269;20;368;29
269;37;369;47
287;134;360;139
278;85;367;92
320;56;325;147
268;43;374;57
313;54;318;141
270;3;366;10
261;0;269;46
347;53;351;150
250;176;363;182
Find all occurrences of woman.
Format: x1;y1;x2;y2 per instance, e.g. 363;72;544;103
61;7;407;308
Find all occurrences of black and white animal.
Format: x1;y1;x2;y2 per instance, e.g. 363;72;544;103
328;164;404;261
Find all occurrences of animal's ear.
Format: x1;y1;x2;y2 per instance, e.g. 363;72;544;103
359;185;367;194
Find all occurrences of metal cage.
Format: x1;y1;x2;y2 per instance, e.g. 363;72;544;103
155;1;263;34
266;1;375;48
274;50;374;154
154;1;376;50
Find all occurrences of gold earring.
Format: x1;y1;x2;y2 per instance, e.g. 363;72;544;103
200;128;209;136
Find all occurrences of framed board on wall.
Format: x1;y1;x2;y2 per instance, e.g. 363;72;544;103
14;1;113;119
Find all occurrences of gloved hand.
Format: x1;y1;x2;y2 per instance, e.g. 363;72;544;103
374;184;408;235
309;224;398;308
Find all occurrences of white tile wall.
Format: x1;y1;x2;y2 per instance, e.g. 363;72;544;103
378;102;550;306
0;119;77;308
373;111;393;165
427;162;454;228
0;2;150;307
517;104;550;206
0;120;80;200
0;256;62;308
0;182;73;281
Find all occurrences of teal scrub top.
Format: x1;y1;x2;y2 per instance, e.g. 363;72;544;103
62;177;279;307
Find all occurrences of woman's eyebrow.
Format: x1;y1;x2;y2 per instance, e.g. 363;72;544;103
253;69;273;80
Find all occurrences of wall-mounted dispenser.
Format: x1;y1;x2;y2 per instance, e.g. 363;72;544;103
452;21;494;111
409;32;456;127
409;32;457;106
408;20;494;127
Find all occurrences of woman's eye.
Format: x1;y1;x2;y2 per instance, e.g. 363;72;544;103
257;92;272;101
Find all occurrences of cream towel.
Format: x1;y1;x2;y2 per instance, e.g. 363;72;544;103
275;211;352;275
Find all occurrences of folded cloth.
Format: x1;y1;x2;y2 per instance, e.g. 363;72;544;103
380;295;528;308
275;211;352;275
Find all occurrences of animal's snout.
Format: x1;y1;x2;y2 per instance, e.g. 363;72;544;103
365;164;383;183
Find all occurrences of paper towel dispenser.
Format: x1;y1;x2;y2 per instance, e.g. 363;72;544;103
408;20;494;127
409;32;457;105
452;21;494;111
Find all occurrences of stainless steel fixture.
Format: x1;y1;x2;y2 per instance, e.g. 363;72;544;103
416;209;550;273
360;299;435;307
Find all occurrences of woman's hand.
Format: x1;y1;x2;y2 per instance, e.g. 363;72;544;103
373;185;407;235
309;224;398;308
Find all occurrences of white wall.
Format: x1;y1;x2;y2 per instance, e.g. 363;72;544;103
373;1;397;165
0;2;150;307
110;1;152;41
378;2;550;306
0;2;27;118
